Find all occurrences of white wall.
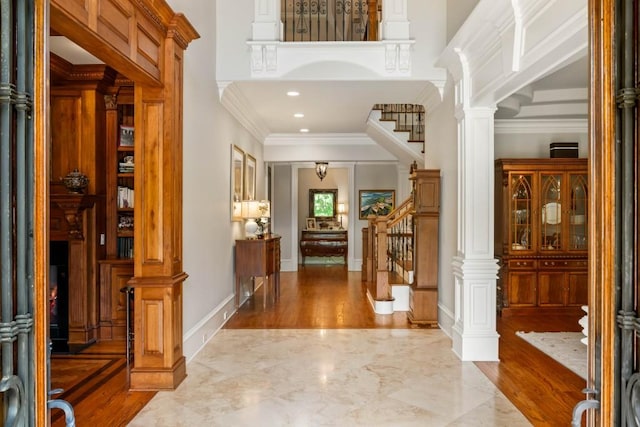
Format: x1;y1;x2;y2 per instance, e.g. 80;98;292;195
353;163;399;263
423;75;458;333
494;132;588;159
169;0;264;360
446;0;480;43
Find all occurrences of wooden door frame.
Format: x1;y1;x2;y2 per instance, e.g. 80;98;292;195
35;1;198;424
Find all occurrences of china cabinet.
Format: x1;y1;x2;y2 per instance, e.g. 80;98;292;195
495;158;588;316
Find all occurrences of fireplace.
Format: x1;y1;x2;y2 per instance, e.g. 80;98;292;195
50;241;69;353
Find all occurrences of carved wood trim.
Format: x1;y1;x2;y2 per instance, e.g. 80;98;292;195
50;194;97;240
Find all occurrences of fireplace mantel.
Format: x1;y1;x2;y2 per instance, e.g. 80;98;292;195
50;193;98;240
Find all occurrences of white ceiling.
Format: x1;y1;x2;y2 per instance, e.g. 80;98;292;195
50;35;588;135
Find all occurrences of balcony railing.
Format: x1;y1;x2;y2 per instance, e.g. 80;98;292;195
282;0;380;42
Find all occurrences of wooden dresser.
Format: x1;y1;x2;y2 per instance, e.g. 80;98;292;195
300;230;348;265
235;235;281;308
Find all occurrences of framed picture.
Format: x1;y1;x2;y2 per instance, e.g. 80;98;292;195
308;188;337;219
231;145;244;221
306;218;316;230
359;189;395;219
244;153;256;201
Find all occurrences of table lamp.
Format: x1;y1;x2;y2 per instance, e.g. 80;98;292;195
338;203;346;229
241;200;261;238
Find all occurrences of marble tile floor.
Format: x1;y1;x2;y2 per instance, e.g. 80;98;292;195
130;329;530;426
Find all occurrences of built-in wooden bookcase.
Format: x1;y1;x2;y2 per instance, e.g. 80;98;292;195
105;86;135;260
99;84;135;340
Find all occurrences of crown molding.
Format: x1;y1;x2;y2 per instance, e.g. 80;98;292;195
218;81;271;142
494;118;587;134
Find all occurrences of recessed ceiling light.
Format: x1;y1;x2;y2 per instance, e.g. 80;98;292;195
287;91;300;97
300;128;309;133
294;113;304;118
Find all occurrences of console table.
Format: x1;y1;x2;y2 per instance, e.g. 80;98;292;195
300;230;348;265
235;235;281;308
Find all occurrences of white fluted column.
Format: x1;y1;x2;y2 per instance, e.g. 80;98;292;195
451;106;500;361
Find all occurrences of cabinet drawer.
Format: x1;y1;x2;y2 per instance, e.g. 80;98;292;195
540;259;587;269
508;259;536;269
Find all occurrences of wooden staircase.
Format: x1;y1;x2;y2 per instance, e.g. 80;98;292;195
372;104;425;153
362;167;440;325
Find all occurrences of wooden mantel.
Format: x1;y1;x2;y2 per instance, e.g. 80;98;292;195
49;0;199;393
50;193;97;241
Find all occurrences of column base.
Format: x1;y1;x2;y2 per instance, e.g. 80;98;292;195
130;356;187;391
452;324;499;361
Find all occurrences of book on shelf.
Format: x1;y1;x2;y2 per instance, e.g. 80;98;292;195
117;237;134;259
119;125;134;147
117;186;134;208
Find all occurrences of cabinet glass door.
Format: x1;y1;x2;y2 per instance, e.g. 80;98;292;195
568;174;588;250
540;173;562;251
510;174;533;251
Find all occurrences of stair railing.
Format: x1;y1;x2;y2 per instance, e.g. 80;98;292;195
366;195;414;302
282;0;380;42
372;104;425;152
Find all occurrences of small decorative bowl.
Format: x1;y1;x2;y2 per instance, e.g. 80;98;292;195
61;169;89;194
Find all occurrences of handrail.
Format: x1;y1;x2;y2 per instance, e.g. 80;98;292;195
366;194;414;301
282;0;380;42
372;104;425;153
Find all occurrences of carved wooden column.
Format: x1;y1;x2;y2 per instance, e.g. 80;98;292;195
50;194;98;349
128;17;199;391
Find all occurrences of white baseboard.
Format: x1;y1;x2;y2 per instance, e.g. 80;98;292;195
438;303;454;337
391;285;410;311
183;294;236;362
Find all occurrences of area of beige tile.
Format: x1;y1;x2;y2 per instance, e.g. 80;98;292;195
129;329;531;426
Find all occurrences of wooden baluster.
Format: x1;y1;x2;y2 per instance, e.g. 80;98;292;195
367;0;378;41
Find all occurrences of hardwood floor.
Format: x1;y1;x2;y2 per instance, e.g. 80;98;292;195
50;265;585;426
49;341;155;427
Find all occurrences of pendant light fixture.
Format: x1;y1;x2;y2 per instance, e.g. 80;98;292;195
315;162;328;181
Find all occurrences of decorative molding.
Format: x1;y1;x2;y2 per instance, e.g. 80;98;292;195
217;81;270;142
437;0;587;107
50;194;97;240
265;133;374;146
50;54;118;85
246;40;419;78
494;118;588;134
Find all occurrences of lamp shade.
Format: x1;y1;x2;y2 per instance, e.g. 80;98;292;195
241;200;261;219
338;203;346;214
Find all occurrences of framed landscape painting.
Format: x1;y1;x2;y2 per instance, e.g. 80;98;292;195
359;190;395;219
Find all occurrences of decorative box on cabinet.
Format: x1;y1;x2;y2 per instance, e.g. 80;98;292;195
495;158;588;316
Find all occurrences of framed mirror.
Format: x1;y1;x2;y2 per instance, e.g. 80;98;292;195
309;189;337;219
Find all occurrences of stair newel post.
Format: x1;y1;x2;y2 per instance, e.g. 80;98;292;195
375;216;390;300
366;216;376;284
